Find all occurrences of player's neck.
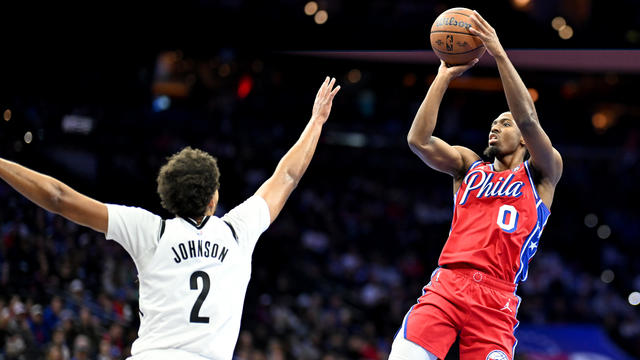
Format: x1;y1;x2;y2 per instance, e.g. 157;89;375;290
493;153;524;172
192;206;215;225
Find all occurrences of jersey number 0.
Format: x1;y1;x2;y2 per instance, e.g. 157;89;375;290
190;271;211;323
496;204;519;233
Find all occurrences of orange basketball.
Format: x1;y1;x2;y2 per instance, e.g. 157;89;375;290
429;7;486;65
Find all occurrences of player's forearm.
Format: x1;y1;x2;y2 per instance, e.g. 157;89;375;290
494;52;539;127
276;117;324;186
407;73;451;147
0;158;69;215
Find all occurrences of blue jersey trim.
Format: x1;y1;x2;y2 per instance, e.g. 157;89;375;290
403;305;416;339
513;201;550;283
523;160;540;201
467;159;483;174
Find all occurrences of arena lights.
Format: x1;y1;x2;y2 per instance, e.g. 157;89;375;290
629;292;640;306
347;69;361;84
314;10;328;25
592;111;615;133
152;96;171;112
551;17;566;31
584;213;598;228
304;1;318;16
558;25;574;40
551;16;574;40
592;112;607;129
600;269;614;284
237;75;254;99
511;0;531;10
597;225;611;240
62;115;94;134
24;131;33;144
3;109;10;121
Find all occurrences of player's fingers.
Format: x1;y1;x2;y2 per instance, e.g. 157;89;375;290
327;77;336;96
472;10;489;26
462;58;479;70
469;13;488;33
321;77;335;99
474;11;496;34
329;85;341;98
316;76;329;98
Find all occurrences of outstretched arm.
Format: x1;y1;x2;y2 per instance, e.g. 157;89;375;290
0;158;108;233
470;11;562;185
256;76;340;223
407;60;481;179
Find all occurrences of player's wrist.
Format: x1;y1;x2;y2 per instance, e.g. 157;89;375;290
490;46;507;60
436;71;455;84
309;115;327;126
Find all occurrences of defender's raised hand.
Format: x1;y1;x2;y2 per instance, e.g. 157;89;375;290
469;11;505;58
311;76;341;124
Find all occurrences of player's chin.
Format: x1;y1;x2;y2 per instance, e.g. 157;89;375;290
483;145;500;158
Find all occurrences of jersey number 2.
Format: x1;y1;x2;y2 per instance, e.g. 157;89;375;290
190;271;211;323
496;205;519;233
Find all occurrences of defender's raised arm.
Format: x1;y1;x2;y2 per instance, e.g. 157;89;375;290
0;158;108;233
256;76;340;223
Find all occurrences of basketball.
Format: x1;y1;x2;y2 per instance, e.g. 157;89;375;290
429;7;486;65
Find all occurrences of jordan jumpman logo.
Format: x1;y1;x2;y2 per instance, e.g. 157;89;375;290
501;299;512;313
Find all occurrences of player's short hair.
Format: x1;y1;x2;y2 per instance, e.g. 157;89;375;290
157;147;220;219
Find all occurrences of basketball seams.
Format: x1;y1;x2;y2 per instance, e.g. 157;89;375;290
430;7;485;65
441;11;472;18
430;30;480;37
432;46;485;56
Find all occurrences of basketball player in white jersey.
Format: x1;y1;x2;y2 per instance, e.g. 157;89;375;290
0;77;341;359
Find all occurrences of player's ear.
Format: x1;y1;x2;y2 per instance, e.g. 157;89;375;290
520;136;526;146
210;190;219;207
207;190;219;214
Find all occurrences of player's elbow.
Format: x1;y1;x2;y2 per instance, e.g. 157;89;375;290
407;136;433;158
46;181;77;217
283;170;302;189
47;185;66;215
407;134;426;150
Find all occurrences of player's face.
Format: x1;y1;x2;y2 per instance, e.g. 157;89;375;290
485;112;523;156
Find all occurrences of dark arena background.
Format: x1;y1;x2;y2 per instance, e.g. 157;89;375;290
0;0;639;359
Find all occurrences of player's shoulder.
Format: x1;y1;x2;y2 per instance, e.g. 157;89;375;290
106;204;163;228
107;203;159;215
222;195;268;218
451;146;482;179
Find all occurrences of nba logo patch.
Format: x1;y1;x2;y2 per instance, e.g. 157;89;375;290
486;350;509;360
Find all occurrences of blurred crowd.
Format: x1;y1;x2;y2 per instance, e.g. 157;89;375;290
0;49;639;360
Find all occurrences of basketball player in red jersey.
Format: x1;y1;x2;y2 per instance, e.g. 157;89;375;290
389;11;563;360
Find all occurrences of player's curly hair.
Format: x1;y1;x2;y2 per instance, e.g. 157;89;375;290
157;147;220;219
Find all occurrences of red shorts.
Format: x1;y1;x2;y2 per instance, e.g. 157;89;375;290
398;267;520;360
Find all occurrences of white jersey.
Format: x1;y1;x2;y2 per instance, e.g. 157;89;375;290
106;195;270;360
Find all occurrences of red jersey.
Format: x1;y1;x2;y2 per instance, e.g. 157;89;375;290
439;160;551;284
